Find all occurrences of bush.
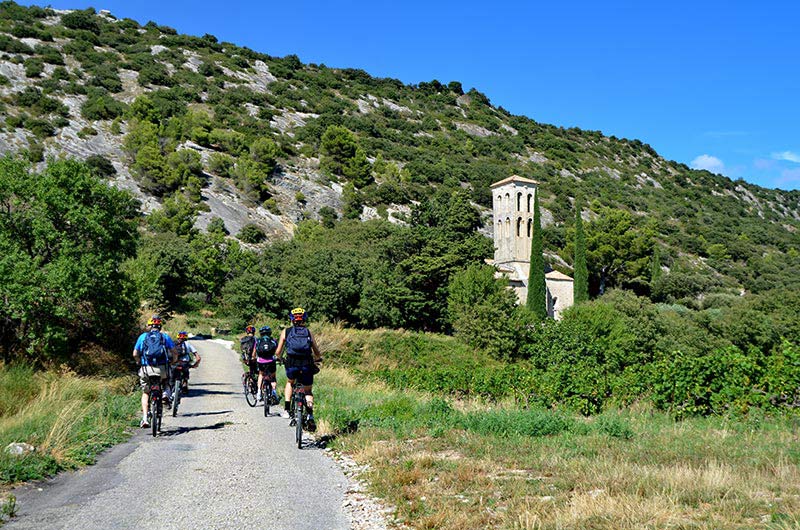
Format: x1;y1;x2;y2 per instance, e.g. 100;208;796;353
85;154;116;178
237;223;267;244
81;91;126;120
23;57;44;77
61;9;100;32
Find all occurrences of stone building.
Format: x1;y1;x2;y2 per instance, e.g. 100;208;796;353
488;175;574;319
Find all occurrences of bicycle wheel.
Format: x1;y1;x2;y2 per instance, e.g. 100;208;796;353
244;375;257;407
150;393;158;438
156;397;163;433
295;399;303;449
262;381;270;417
172;378;181;417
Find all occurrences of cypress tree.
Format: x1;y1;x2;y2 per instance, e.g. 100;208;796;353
527;192;547;319
650;245;662;285
573;196;589;303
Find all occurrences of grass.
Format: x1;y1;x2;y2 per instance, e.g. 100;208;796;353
0;364;139;488
314;368;800;529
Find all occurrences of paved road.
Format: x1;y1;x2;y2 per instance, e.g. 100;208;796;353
7;340;350;530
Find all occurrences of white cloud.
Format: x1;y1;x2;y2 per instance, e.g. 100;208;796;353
690;154;725;173
771;151;800;163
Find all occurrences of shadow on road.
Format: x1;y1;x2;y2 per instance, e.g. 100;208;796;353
190;382;229;387
180;410;233;417
159;421;231;437
186;388;235;397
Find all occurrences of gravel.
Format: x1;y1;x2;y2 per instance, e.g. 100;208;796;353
6;341;393;530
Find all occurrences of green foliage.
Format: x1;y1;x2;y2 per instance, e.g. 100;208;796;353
573;196;589;303
123;232;191;310
85;154;116;178
447;264;521;360
527;193;546;319
237;223;267;244
81;90;126;120
147;192;198;236
321;125;372;186
206;216;229;236
220;271;287;328
23;57;43;77
61;9;100;32
0;158;139;363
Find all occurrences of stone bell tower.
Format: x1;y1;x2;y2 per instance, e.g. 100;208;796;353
490;175;574;319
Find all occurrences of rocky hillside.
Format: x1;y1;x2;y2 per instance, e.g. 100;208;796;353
0;3;798;295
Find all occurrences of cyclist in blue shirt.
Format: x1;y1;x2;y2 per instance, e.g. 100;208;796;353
133;315;176;428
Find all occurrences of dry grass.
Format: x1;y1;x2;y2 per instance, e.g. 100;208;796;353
318;369;800;529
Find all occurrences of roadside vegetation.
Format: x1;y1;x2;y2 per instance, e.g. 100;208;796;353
0;364;138;486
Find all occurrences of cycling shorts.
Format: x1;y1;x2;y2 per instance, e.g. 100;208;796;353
256;359;276;375
285;365;314;386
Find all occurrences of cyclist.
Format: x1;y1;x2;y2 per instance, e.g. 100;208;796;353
172;331;201;393
133;315;176;428
276;307;322;431
240;325;258;382
254;325;279;404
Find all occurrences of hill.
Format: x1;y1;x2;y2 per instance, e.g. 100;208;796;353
0;2;797;299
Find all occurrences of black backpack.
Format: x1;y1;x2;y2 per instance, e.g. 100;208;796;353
240;335;256;359
256;336;277;357
142;330;167;365
285;326;312;358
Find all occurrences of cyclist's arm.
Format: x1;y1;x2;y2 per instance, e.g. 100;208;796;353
275;329;287;361
310;333;323;363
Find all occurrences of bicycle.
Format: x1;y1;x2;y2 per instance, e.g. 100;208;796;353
288;380;307;449
171;363;190;417
147;375;164;437
241;369;258;407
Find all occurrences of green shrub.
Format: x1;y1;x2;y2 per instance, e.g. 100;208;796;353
23;57;44;77
237;223;267;244
81;91;126;120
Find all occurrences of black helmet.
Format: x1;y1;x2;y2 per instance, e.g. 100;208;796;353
259;325;271;336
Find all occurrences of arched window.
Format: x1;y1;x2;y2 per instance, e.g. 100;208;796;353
505;193;510;208
496;195;502;207
527;194;532;212
497;220;502;239
527;218;532;237
505;217;510;238
516;217;522;237
517;192;522;211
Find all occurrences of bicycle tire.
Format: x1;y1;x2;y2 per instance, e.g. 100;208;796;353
268;379;272;418
243;374;257;407
150;393;158;438
156;397;163;433
172;378;180;417
295;398;303;449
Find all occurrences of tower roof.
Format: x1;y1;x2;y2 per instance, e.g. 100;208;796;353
490;175;540;188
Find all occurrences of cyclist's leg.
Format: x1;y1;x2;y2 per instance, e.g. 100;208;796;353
139;368;149;418
256;365;264;399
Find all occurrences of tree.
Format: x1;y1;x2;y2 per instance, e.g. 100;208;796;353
573;196;589;303
147;193;198;236
320;125;358;176
650;245;663;286
448;264;520;360
527;192;547;319
0;157;139;363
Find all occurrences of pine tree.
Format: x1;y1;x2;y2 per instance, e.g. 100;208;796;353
527;192;547;319
573;196;589;303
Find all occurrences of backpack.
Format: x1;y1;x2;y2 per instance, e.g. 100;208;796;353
141;330;167;366
176;343;193;364
256;336;277;358
240;335;256;358
285;326;312;358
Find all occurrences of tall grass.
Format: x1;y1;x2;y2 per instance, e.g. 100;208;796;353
0;365;138;485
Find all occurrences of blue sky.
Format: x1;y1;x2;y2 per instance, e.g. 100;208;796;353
21;0;800;190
